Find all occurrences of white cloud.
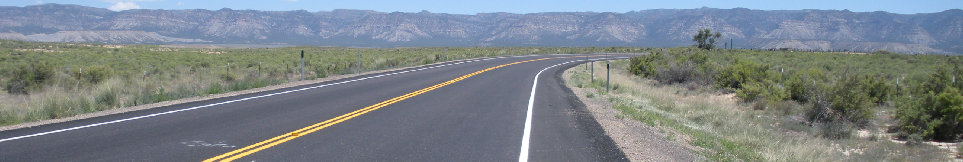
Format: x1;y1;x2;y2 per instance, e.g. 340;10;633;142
108;1;140;11
176;1;184;6
35;0;43;4
285;0;299;2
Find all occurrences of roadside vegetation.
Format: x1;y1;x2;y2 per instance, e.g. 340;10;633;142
627;47;963;140
568;57;952;161
563;28;960;161
0;39;645;126
603;46;961;160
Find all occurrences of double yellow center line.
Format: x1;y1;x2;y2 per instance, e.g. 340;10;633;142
205;57;566;162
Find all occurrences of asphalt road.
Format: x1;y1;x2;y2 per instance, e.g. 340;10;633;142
0;54;633;161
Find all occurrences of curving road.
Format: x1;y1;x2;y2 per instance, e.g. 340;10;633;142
0;54;633;161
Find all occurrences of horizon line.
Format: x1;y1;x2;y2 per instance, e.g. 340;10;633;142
11;3;962;15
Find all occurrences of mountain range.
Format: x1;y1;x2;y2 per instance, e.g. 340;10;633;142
1;4;961;54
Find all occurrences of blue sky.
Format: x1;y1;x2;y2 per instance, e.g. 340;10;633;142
2;0;959;14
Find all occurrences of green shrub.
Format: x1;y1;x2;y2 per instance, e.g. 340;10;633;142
628;52;662;78
829;76;875;125
205;83;224;95
5;61;55;94
784;74;810;102
934;87;963;139
42;97;89;119
736;82;764;102
715;59;770;90
657;61;696;84
0;104;20;126
82;65;113;84
314;66;328;78
808;75;874;131
95;89;118;110
897;67;963;141
738;80;790;104
4;77;28;94
859;75;893;105
219;72;237;82
896;92;941;140
629;51;714;85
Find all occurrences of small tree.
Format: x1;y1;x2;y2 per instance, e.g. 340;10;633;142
692;29;722;50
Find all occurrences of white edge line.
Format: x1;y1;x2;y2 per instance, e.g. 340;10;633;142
519;61;564;162
0;56;521;143
1;55;623;143
519;56;627;161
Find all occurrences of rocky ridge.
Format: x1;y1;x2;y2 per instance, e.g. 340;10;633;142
0;4;960;54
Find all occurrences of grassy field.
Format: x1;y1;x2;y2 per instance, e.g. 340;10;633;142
0;39;646;126
566;58;951;161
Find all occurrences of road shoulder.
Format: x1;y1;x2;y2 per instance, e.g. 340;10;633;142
562;63;703;161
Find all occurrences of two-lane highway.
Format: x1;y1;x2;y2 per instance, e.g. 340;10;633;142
0;54;631;161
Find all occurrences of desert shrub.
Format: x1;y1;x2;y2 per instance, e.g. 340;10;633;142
624;48;963;142
765;80;791;103
897;67;963;141
808;75;874;131
784;74;810;102
896;93;941;140
205;82;225;95
657;61;696;84
81;65;113;84
859;75;894;105
737;81;765;102
42;97;90;119
715;59;770;90
4;76;28;94
0;112;18;126
314;66;328;78
5;61;55;94
629;50;714;85
219;72;237;82
628;52;662;78
738;79;791;104
871;50;893;55
95;88;118;110
933;87;963;139
829;76;875;125
820;119;855;139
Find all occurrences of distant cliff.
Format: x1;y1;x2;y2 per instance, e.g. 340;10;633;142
1;4;961;54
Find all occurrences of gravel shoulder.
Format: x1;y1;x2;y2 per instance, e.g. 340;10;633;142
562;64;704;162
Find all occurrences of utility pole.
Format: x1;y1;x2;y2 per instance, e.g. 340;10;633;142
300;50;305;81
357;49;362;74
606;60;610;93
